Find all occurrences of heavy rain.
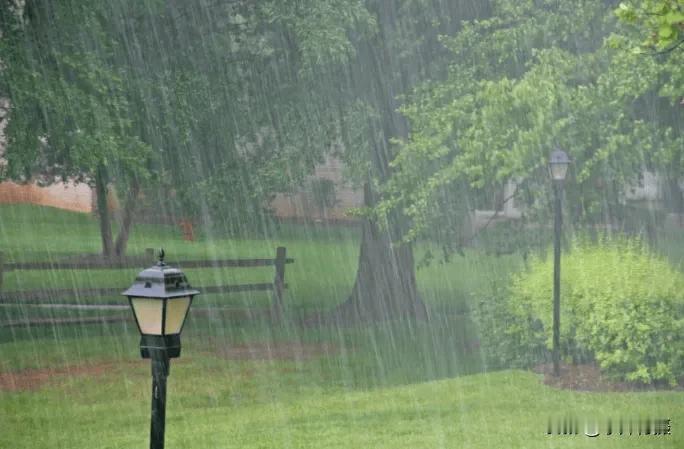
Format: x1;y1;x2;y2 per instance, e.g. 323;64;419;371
0;1;682;448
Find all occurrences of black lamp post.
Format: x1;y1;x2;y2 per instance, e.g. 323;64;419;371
548;148;570;377
122;249;200;449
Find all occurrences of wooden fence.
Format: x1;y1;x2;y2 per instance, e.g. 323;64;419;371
0;247;294;325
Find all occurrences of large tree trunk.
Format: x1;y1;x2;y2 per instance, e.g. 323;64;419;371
333;183;427;323
323;0;487;324
667;175;684;225
327;2;428;323
113;177;140;257
95;165;114;258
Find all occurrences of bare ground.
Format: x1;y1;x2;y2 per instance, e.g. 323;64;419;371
0;362;120;392
0;340;337;392
534;362;684;392
0;359;196;392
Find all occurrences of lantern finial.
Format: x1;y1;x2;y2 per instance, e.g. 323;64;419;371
158;248;165;266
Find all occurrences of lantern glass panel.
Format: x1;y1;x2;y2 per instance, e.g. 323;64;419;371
549;163;569;181
164;296;191;334
131;298;163;335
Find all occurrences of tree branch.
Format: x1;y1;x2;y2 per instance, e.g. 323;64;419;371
461;181;521;247
645;38;684;55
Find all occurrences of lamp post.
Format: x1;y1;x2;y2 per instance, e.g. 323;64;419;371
122;249;200;449
548;148;570;377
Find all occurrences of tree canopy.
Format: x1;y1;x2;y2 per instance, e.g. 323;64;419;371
2;0;682;318
378;0;684;249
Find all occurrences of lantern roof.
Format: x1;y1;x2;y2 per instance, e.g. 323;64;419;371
549;148;570;165
122;250;200;299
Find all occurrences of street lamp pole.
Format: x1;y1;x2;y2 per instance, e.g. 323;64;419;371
150;356;169;449
552;181;562;377
548;149;570;377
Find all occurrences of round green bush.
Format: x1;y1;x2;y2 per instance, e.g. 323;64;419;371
476;237;684;385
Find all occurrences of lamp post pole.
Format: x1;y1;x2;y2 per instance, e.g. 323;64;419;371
548;148;570;378
150;355;169;449
552;181;562;377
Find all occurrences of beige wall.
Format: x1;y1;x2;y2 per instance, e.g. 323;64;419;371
271;156;363;221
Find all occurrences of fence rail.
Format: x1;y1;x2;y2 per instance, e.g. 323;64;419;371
0;247;293;325
1;257;294;271
0;283;290;304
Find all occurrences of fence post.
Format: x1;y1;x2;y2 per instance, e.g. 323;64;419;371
272;247;287;321
0;251;4;292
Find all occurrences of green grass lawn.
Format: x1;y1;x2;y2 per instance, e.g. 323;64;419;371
0;204;681;448
0;320;681;449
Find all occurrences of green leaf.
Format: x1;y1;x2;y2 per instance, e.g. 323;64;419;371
665;11;684;24
659;24;674;39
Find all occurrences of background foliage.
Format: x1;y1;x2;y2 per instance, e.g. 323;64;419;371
377;0;684;253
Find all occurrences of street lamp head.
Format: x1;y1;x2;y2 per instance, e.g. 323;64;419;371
122;249;200;359
548;148;571;182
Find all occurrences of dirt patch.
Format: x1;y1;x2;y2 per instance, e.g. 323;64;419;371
534;363;683;392
0;359;185;392
0;363;119;392
211;341;339;361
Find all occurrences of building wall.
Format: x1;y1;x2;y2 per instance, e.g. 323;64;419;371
270;156;363;221
625;170;661;201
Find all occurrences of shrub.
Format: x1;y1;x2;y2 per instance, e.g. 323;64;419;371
473;279;548;370
476;237;684;385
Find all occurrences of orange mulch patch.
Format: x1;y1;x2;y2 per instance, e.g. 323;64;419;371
534;363;683;392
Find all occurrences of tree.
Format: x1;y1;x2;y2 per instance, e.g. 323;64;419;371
3;0;488;321
614;1;684;218
108;0;374;238
320;0;491;321
120;0;490;321
0;0;153;257
379;0;681;245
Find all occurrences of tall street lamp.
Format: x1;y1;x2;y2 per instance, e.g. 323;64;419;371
548;148;570;377
122;249;200;449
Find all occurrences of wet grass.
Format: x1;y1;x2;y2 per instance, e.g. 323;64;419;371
0;303;126;323
0;319;682;449
3;368;681;448
1;205;682;448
